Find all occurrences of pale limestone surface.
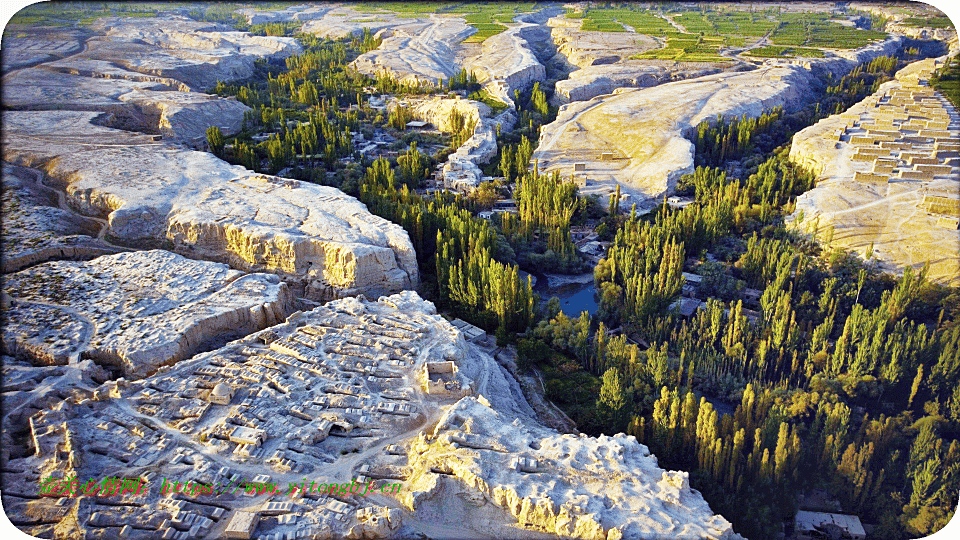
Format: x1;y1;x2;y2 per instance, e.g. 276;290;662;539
89;16;302;90
404;397;740;540
1;163;120;273
405;96;514;191
546;18;731;104
789;58;960;285
2;114;418;299
533;65;816;209
1;19;287;141
549;23;661;70
237;5;332;25
117;89;250;142
0;28;84;72
533;37;904;210
851;2;958;54
300;7;410;40
2;16;420;300
553;62;727;104
1;250;294;377
4;291;738;539
464;20;546;107
349;14;476;85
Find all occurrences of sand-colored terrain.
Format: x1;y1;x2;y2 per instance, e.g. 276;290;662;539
789;58;960;285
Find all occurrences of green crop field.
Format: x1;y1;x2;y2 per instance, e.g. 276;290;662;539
744;45;825;58
353;2;455;18
677;10;779;37
8;2;180;27
770;13;886;48
578;7;673;34
902;16;954;29
460;3;540;42
632;32;732;63
567;4;891;62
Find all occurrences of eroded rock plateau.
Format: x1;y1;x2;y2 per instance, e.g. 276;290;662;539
2;250;294;377
1;292;739;539
789;58;960;284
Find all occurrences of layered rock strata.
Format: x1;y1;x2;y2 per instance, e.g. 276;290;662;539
533;65;816;209
789;57;960;285
464;20;547;107
2;17;419;300
1;250;294;377
350;15;476;85
89;16;302;90
2;112;418;299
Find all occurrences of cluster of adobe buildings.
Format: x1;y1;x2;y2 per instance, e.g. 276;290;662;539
6;293;478;539
826;59;959;228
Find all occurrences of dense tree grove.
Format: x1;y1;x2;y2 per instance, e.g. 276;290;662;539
200;24;956;538
356;157;535;336
527;52;959;539
693;107;783;165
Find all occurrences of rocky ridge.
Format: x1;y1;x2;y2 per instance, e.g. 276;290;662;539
2;250;294;377
2;17;419;300
1;292;740;539
349;14;477;86
532;36;904;209
406;95;515;191
789;57;960;285
1;163;121;273
405;397;738;539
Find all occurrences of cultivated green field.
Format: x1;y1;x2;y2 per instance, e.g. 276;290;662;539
744;45;825;58
354;1;540;42
632;32;733;63
902;16;954;29
577;6;673;34
770;12;887;48
8;2;179;27
567;4;891;61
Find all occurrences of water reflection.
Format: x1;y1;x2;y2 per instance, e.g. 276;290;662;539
536;278;599;317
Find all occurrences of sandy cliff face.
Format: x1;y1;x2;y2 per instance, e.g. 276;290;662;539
90;16;302;90
349;14;476;86
789;58;960;285
533;37;905;210
1;163;122;273
533;65;815;209
2;16;420;300
2;121;418;300
549;24;661;70
465;21;546;102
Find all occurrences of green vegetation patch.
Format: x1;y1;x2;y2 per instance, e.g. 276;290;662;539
632;32;734;63
352;2;454;18
577;6;673;34
931;56;960;110
902;16;954;29
9;1;178;28
674;10;779;38
770;12;887;49
744;45;825;58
